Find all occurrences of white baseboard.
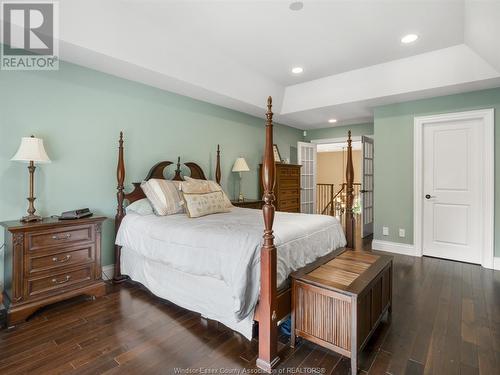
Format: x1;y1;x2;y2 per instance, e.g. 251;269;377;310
102;264;115;280
372;239;418;257
494;257;500;271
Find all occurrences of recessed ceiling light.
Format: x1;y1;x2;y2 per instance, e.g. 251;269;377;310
291;66;303;74
328;119;337;124
289;1;304;11
401;34;418;44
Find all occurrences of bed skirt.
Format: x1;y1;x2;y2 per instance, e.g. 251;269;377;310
121;246;255;339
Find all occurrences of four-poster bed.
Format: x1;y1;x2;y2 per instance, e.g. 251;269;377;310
113;97;356;372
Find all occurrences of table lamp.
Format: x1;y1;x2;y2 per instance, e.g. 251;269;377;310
232;157;250;201
11;135;51;222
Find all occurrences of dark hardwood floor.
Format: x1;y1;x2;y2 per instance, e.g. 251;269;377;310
1;236;499;374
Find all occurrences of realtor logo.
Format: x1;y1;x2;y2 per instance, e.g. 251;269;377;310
1;1;59;70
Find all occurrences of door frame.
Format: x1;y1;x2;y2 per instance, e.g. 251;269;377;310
413;109;494;268
297;141;317;214
361;135;374;238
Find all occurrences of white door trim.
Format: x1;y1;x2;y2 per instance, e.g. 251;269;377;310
494;257;500;271
310;135;373;144
297;141;317;214
361;135;374;238
414;109;495;268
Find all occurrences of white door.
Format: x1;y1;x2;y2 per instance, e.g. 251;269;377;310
361;136;374;238
422;120;482;264
297;142;317;214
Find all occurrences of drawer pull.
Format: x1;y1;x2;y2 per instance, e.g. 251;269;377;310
52;275;71;284
52;255;71;263
52;233;71;240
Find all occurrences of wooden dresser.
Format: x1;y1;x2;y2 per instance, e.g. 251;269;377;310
260;163;301;213
291;250;393;374
1;216;107;325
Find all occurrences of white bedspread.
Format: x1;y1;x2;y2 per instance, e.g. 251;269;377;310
116;207;346;323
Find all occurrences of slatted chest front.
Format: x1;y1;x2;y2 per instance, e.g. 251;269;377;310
291;250;393;374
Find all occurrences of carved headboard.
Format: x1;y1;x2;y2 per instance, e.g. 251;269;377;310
115;131;222;207
123;157;210;205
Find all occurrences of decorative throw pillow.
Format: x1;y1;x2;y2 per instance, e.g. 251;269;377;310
183;176;233;208
126;198;154;215
183;191;230;218
141;179;184;216
181;177;212;194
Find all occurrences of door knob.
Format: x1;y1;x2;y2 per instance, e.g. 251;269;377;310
425;194;436;200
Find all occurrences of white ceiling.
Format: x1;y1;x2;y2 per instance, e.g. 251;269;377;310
133;0;465;85
2;0;500;129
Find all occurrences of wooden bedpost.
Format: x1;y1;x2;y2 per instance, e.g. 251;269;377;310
256;96;279;372
216;144;221;184
114;131;127;282
345;130;355;249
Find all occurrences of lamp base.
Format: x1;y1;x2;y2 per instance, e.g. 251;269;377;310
20;214;42;223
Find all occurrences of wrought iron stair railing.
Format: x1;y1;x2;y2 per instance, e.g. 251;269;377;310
317;183;361;217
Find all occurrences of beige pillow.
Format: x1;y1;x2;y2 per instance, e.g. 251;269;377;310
183;176;233;208
141;179;184;215
183;191;230;218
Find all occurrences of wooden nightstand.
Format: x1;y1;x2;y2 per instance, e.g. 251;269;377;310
1;216;107;326
231;199;264;209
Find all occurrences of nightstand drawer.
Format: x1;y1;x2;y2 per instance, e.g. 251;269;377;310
27;266;93;298
28;245;95;275
28;225;94;251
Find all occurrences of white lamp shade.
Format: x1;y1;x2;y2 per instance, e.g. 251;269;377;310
11;137;51;163
232;157;250;172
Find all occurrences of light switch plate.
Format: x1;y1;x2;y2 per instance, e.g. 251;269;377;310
383;227;389;236
399;228;406;237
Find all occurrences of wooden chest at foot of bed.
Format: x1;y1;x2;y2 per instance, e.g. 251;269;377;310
291;250;393;374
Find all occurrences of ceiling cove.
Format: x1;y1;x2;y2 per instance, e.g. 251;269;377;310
1;0;499;129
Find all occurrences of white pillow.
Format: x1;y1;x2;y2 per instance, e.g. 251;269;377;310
126;198;154;215
141;179;184;216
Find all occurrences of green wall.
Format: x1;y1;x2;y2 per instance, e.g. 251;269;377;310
304;123;373;141
374;87;500;256
0;61;303;275
2;58;498;284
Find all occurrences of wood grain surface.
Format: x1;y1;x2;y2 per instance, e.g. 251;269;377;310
0;232;497;374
